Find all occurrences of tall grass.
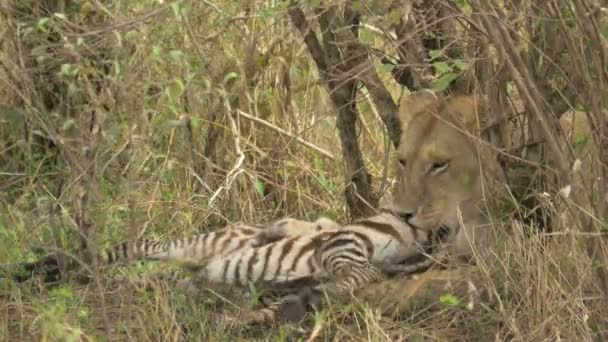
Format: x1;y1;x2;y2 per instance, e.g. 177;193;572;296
0;0;607;340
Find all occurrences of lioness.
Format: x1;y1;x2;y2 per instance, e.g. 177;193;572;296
351;91;500;319
356;91;595;318
391;92;593;252
391;90;501;261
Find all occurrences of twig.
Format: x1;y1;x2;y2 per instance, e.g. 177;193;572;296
56;5;171;37
201;0;223;14
361;23;397;40
208;102;246;208
236;109;335;160
187;166;213;193
472;1;569;174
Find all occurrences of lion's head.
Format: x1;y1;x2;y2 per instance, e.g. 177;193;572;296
391;91;497;257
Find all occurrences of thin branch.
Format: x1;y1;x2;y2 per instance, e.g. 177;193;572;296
236;109;335;159
472;0;569;175
208;102;246;208
317;4;401;146
287;3;328;74
53;5;171;37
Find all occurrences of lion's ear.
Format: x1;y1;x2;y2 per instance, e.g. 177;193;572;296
398;90;438;130
447;95;487;132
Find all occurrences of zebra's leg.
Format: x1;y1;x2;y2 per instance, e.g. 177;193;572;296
377;245;450;277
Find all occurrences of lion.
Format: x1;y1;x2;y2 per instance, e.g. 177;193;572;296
350;91;501;321
391;91;595;258
355;91;596;319
391;90;502;261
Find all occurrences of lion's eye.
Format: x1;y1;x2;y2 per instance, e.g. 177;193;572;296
429;161;449;175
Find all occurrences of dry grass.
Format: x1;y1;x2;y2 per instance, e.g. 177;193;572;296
1;0;607;341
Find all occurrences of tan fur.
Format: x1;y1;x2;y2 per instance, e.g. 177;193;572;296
354;268;481;317
506;100;593;157
499;99;594;166
393;91;500;261
394;93;596;249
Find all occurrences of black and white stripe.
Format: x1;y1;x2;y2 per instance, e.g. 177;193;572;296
100;217;340;266
228;210;458;326
196;210;446;292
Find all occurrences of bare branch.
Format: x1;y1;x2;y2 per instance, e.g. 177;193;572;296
471;0;569;175
236;109;335;159
287;3;328;74
208;102;246;208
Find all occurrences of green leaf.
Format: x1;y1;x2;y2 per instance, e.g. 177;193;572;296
387;8;402;26
67;83;79;98
254;178;266;197
223;72;239;85
59;63;76;78
165;79;185;100
50;285;74;302
23;27;34;38
440;293;461;307
429;49;443;61
258;7;272;19
105;125;122;145
453;59;469;71
152;45;163;62
381;63;395;73
359;27;373;43
36;17;50;33
169;50;185;64
433;61;452;75
434;72;458;92
60;63;71;76
171;2;182;18
62;118;77;131
574;135;589;151
124;31;138;41
190;117;202;129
